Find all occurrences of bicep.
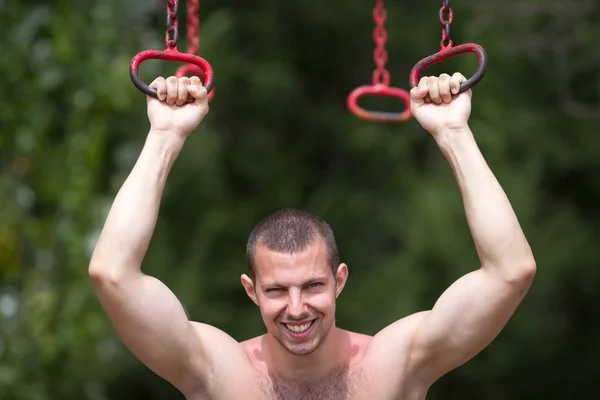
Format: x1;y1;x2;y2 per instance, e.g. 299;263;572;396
410;268;533;381
91;271;205;390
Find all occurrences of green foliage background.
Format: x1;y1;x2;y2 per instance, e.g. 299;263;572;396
1;0;599;398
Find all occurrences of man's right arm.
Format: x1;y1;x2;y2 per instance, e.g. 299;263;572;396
89;129;211;392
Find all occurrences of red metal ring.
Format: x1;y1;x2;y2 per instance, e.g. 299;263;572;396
409;43;488;93
129;48;214;97
347;84;411;122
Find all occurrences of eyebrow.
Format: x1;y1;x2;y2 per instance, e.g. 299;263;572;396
261;276;329;289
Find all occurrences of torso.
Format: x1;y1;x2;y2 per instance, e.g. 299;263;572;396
186;320;431;400
259;365;362;400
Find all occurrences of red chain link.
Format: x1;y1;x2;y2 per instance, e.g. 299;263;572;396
175;0;215;101
166;0;179;49
408;0;487;93
346;0;411;122
439;0;454;48
372;0;390;86
187;0;199;55
130;0;215;98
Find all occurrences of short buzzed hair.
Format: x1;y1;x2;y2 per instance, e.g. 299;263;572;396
246;208;340;279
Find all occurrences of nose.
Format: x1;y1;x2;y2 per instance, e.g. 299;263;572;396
286;289;308;319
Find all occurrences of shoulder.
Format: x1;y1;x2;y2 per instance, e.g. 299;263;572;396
240;334;265;360
340;329;373;353
360;312;430;371
184;324;263;397
188;322;259;370
240;334;264;348
331;329;374;367
351;313;432;397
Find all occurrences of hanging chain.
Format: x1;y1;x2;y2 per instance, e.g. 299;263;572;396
166;0;179;49
439;0;453;48
372;0;390;86
187;0;200;55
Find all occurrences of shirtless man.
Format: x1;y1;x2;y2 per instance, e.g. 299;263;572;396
89;73;536;399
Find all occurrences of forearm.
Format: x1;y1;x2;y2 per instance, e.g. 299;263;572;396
90;129;184;277
435;127;535;279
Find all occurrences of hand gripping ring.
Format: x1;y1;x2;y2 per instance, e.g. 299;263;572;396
409;43;488;92
347;84;411;123
175;63;216;102
129;48;214;97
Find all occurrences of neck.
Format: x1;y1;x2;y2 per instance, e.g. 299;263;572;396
266;324;348;382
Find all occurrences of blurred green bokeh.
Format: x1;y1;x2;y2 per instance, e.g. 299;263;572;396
1;0;599;398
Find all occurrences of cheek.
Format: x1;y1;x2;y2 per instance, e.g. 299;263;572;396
259;299;287;320
308;291;336;313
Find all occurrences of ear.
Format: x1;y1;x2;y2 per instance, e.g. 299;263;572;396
241;274;259;305
334;263;349;298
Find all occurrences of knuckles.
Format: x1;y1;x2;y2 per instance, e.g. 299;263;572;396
420;73;464;93
146;75;208;106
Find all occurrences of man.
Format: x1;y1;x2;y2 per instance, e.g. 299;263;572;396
89;73;536;399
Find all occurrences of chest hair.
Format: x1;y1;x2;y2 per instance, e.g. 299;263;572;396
262;366;364;400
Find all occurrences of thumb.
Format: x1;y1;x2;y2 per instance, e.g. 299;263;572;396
410;86;429;109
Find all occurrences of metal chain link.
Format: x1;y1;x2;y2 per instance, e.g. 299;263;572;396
372;0;390;86
187;0;199;55
166;0;179;49
439;0;453;48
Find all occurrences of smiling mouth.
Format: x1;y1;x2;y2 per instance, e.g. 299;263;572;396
284;320;316;334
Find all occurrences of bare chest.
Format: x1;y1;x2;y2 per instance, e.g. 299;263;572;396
193;366;425;400
258;367;369;400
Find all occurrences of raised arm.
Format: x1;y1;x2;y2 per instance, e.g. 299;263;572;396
89;76;211;393
404;74;536;382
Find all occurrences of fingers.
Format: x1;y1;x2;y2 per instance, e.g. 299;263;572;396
409;77;430;108
165;76;179;106
149;76;207;106
415;72;468;105
149;77;167;101
176;77;191;106
438;73;452;103
450;72;466;95
187;76;208;105
427;75;442;105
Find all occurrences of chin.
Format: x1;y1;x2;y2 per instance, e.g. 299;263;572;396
288;329;331;356
272;327;323;356
284;339;321;356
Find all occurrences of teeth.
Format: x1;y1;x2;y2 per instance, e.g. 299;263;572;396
285;321;312;333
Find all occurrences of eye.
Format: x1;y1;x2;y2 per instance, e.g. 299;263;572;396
266;288;282;293
307;282;323;289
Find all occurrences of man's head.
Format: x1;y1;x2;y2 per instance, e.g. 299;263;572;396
241;208;348;356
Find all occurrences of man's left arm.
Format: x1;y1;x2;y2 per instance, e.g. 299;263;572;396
408;124;536;382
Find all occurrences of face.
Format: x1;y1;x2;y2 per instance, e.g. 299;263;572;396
241;240;348;356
